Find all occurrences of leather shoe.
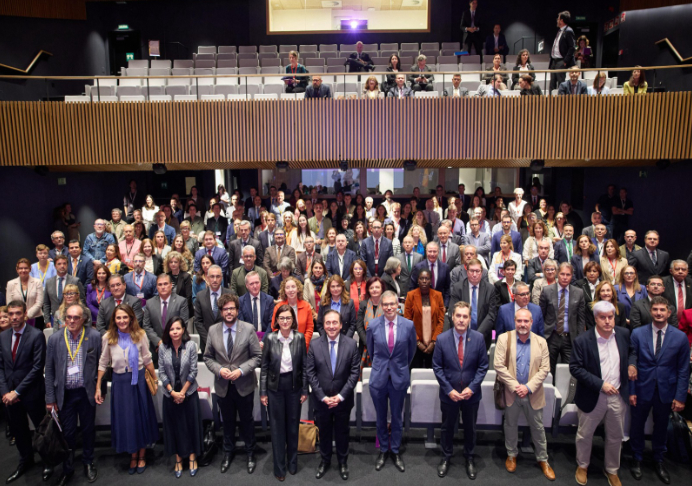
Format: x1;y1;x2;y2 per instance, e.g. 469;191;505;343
604;471;621;486
655;462;670;485
6;462;32;484
576;466;588;485
466;458;477;480
220;452;233;474
538;461;556;481
56;471;74;486
437;459;450;478
84;463;98;483
375;452;387;471
288;465;297;475
630;460;642;480
42;466;54;482
316;461;329;479
339;463;349;480
505;456;517;473
247;455;256;474
393;453;405;472
275;475;285;481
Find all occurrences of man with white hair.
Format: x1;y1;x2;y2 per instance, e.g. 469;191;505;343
507;188;527;225
346;41;374;73
82;219;116;264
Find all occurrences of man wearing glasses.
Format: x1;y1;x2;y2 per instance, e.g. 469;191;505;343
82;219;116;264
496;282;545;337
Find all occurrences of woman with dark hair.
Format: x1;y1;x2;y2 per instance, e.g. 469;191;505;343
87;264;112;324
192;254;215;305
339;216;354;241
494;259;518;305
133;221;147;241
401;202;413;223
413;210;433;243
290;188;302;207
404;269;444;369
316;275;357;336
289;214;313;255
570;235;600;282
355;276;384;363
351;204;368;228
588;71;610;95
345;259;368;312
474;187;487;207
624;66;647;95
186;186;205;217
482;53;508;86
303;259;328;312
534;198;548;222
327;201;342;229
574;35;593;69
272;277;314;349
518;74;543;96
96;304;158;474
141;238;164;275
216;184;230;208
261;304;308;481
159;316;202;477
348;220;367;254
383;54;403;92
591;281;628;329
512;49;535;88
577;261;604;328
171;234;194;271
141;195;159;231
383;222;402;256
467;195;483;217
374;204;388;224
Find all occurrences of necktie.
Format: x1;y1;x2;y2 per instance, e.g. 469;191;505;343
678;283;685;321
471;286;478;328
226;327;234;357
558;288;567;333
11;333;20;361
57;277;64;302
212;292;218;315
161;301;168;328
375;239;380;275
399;87;403;98
330;341;337;375
208;249;212;257
278;246;282;258
387;321;395;354
136;273;142;285
655;329;662;355
116;299;122;306
407;254;411;272
566;240;573;259
650;250;657;265
72;259;78;276
457;335;464;370
430;262;436;288
442;245;447;264
253;297;260;330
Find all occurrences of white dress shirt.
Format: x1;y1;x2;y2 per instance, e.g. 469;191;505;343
675;280;687;312
596;328;620;389
652;324;668;352
552;26;566;58
279;331;294;373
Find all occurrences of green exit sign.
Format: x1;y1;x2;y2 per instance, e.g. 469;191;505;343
575;16;586;21
126;52;134;61
118;24;129;30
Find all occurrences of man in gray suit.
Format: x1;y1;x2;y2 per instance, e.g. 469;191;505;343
387;73;413;98
43;255;85;325
143;274;189;356
539;262;586;376
95;275;143;335
194;265;232;352
423;198;441;234
451;246;489;286
203;293;262;475
436;224;461;272
228;221;264;272
443;73;470;97
45;303;101;485
296;236;323;278
463;218;492;264
263;228;297;277
397;236;424;296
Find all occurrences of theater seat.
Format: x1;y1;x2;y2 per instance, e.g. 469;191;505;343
477;381;504;426
93;96;118;102
149;95;172;102
263;84;284;95
280;93;297;100
201;94;225;101
254;93;278;100
174;95;198;101
173;60;194;69
415;91;439;98
119;95;146;102
218;46;237;54
215;85;239;96
227;94;250;101
117;86;142;97
165;85;189;96
150;60;171;69
65;96;90;103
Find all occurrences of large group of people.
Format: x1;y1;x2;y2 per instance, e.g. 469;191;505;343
0;177;690;485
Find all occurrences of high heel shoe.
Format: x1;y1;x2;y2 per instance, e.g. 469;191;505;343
189;459;198;477
174;461;183;479
137;454;147;474
128;457;138;475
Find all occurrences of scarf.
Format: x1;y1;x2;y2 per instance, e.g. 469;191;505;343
117;330;139;385
311;274;326;293
364;299;384;330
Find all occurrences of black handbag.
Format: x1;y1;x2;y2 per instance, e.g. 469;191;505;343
666;411;692;463
32;412;70;467
198;423;218;467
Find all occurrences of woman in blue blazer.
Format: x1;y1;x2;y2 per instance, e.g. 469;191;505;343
613;265;648;323
570;235;600;282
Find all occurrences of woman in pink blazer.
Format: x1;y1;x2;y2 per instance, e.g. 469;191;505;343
6;258;44;324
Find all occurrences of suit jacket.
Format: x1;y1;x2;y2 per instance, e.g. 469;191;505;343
0;325;46;403
553;238;574;264
407;64;434;86
576;278;600;329
158;340;198;397
494;279;513;305
323;249;355;281
410;260;451;307
397;251;423;295
460;8;482;45
494;330;550;409
450;264;489;287
490;230;523;256
304;84;333;98
228;237;264;271
124;270;158;300
296;251;323;278
346;52;374;73
258;229;275;250
41;275;85;323
203;320;262;398
570;327;632;413
554;26;576;66
170;271;193;311
628;248;670;284
49;247;69;261
260;331;308;395
570;253;600;282
404;288;445;343
142;294;190;347
630;297;679;329
432;328;488;405
68;254;94;288
206;216;229;242
238;291;275;333
316;299;357;337
526;257;548;286
437;241;461;272
306;334;360;406
629;324;691;403
194;246;229;274
366;315;417;391
582;225;613;240
485;33;509;56
229;265;269;297
558;80;588;95
45;327;102;408
448;278;498;338
620;243;642;260
193;286;233;350
360;236;393;278
387;86;413;98
463;232;491;262
496;302;545;337
264;245;297;276
148;223;176;245
443;86;470;97
662;275;692;312
539;283;586;341
95;294;143;335
384;217;410;243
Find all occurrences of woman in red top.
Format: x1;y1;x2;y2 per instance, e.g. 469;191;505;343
346;259;368;312
271;276;314;350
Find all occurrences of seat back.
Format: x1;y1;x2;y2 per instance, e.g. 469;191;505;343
218;46;237;54
198;46;217;54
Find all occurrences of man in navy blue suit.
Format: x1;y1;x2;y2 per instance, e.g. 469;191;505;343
124;254;158;300
326;234;357;280
432;301;488;479
410;242;451;307
553;224;575;264
361;220;393;278
366;291;417;472
147;210;176;245
628;296;690;484
194;231;230;275
67;240;94;288
496;282;544;337
490;215;522;255
237;271;274;334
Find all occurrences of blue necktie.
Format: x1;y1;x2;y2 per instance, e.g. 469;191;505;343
57;277;64;302
212;292;218;315
471;285;478;329
330;341;337;375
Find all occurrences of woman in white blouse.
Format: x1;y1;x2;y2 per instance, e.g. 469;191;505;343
522;220;555;264
288;214;313;255
141;195;159;231
489;234;524;284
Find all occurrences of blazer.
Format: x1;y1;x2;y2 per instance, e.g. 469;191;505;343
194;246;229;274
614;284;648;318
6;277;44;319
49;247;69;261
306;334;360;406
410;260;451;307
42;275;85;323
496;302;545;337
539;283;586;341
600;256;628;284
316;299;357;337
304;84;333;98
511;64;536;85
206;216;229;242
628;248;670;284
623;81;648;95
381;273;400;297
485;33;509;56
397;251;424;295
345;52;374;73
257;229;274;250
490;230;523;256
570;327;632;413
296;251;323;278
387;86;413;98
227;237;264;271
45;327;102;409
662;275;692;312
325;249;357;280
193;286;232;349
95;294;143;335
443;86;470;97
437;240;461;272
148;223;176;245
158;340;198;397
570;253;600;282
460;8;482;45
203;320;262;398
68;254;95;288
620;244;642;261
404;288;445;343
264;245;297;276
558;80;588;95
553;238;574;264
432;328;488;405
554;26;576;66
493;279;514;305
366;315;417;391
272;299;314;349
629;324;691;404
144;254;164;276
360;236;393;278
0;325;46;403
124;270;158;300
238;291;275;333
143;294;190;347
307;216;333;241
449;277;498;335
576;278;600;329
494;330;550;409
407;64;434;85
229;265;269;297
260;331;308;395
630;297;679;329
169;271;193;311
450;264;489;287
463;232;491;261
526;257;549;286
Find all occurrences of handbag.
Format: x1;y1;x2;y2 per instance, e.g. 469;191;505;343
494;331;513;410
32;411;70;467
144;368;158;396
297;421;319;454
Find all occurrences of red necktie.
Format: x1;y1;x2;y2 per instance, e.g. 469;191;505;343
208;249;212;256
375;239;380;275
11;333;21;361
678;283;684;321
457;335;464;370
442;245;447;264
116;299;122;306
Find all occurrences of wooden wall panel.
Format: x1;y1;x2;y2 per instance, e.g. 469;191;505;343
1;94;691;170
0;0;86;20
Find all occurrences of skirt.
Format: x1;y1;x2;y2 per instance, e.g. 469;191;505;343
110;368;160;454
162;391;203;457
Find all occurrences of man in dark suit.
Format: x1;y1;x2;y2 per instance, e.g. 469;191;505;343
304;75;332;98
397;236;424;296
451;246;490;286
490;215;523;255
263;228;297;277
460;0;483;59
557;67;588;95
539;262;586;376
194;265;232;352
43;255;85;325
230;246;270;297
436;225;461;272
0;301;52;483
553;224;576;264
45;303;101;485
203;293;262;474
361;219;393;278
325;234;357;280
124;253;158;300
194;231;230;275
142;274;190;356
257;213;277;250
296;236;323;278
49;231;69;261
628;296;691;483
630;276;679;329
408;55;435;92
307;310;360;480
367;291;417;472
67;240;94;289
205;203;228;244
570;301;632;486
227;220;264;272
485;24;509;60
432;301;488;478
628;230;670;284
95;275;143;335
238;271;274;333
387;73;413;98
385;203;410;242
147;210;176;244
448;258;498;348
496;282;544;336
662;260;692;322
345;41;374;73
549;10;576;92
410;242;451;307
526;240;552;288
443;73;470;97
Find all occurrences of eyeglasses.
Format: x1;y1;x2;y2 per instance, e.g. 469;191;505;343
222;307;237;312
64;292;78;297
65;316;82;321
277;316;293;322
516;292;530;297
382;302;398;308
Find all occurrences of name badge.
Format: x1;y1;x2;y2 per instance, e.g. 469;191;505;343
239;258;244;264
67;365;79;376
215;231;221;236
374;259;379;264
137;293;144;299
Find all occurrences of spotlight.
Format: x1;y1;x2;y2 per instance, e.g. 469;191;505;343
339;160;348;172
153;163;167;175
276;161;289;173
350;20;358;29
529;159;545;172
656;159;670;170
403;160;417;171
34;165;49;176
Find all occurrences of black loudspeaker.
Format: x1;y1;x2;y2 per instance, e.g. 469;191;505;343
403;160;417;171
339;160;348;172
153;163;167;175
530;159;545;172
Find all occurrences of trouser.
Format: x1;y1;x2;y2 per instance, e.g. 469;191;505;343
285;85;306;94
549;58;567;92
267;373;301;477
7;394;45;464
217;385;255;455
370;378;406;453
411;83;434;92
314;400;352;465
576;393;626;474
463;33;483;61
547;331;572;378
504;396;548;462
410;348;434;369
440;400;479;460
630;387;671;463
60;388;96;474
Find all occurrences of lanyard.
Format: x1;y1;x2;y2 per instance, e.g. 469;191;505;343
65;327;85;363
608;258;618;275
506;283;514;302
37;263;49;284
96;286;107;304
133;271;145;290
